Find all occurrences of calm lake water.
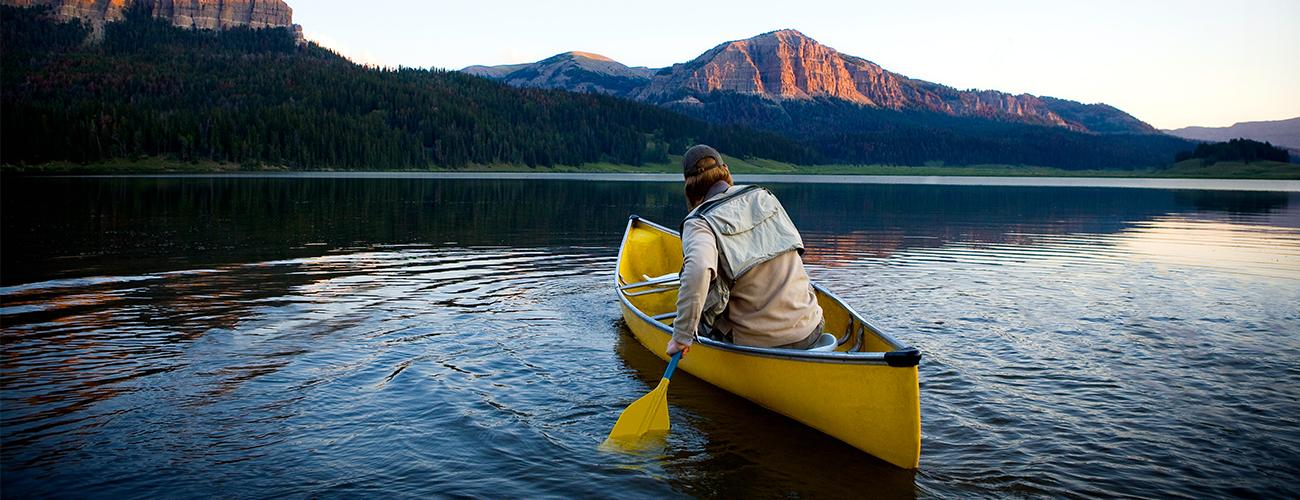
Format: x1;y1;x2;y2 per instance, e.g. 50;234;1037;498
2;175;1298;498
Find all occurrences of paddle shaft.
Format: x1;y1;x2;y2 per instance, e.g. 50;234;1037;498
663;351;682;381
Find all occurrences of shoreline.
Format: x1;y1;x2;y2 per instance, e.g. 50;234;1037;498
11;170;1299;192
3;157;1297;180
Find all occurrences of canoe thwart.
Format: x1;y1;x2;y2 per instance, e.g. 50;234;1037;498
620;273;681;290
623;286;677;297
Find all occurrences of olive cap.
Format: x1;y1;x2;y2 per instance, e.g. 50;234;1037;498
682;144;724;177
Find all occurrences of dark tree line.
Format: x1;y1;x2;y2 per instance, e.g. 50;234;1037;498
1;5;813;169
1;5;1204;171
1174;138;1291;163
666;92;1199;170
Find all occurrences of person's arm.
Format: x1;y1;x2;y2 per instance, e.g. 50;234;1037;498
669;218;718;354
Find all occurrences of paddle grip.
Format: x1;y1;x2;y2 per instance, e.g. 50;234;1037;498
664;351;682;381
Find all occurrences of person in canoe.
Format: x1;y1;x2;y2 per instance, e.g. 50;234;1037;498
666;145;825;356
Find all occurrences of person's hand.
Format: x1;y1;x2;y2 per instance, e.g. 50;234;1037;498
666;339;691;356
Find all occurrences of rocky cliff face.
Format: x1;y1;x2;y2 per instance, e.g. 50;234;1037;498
636;30;879;105
3;0;299;38
465;29;1156;134
146;0;293;30
637;30;1084;130
3;0;125;23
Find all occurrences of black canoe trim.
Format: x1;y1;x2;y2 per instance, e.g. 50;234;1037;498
884;349;922;368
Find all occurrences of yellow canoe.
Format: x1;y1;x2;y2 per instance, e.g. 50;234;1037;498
615;215;922;469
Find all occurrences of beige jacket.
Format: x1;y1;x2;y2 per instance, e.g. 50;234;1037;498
672;188;823;347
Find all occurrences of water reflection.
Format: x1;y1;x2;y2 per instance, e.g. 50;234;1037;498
3;178;1297;286
1;177;1298;497
611;328;918;499
1173;189;1294;213
1117;217;1300;279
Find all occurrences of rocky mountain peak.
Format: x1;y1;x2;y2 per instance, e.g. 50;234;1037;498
637;28;880;105
560;51;616;62
462;29;1158;134
462;50;653;97
742;28;813;42
751;28;814;42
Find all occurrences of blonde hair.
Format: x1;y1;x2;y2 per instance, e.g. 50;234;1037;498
684;156;734;208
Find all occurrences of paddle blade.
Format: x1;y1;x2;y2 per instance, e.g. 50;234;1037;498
606;378;672;442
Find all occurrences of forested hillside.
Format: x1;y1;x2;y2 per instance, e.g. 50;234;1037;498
0;6;812;169
2;5;1197;171
664;93;1197;169
1174;139;1291;163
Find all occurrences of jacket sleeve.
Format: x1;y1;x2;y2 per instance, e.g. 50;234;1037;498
672;218;718;346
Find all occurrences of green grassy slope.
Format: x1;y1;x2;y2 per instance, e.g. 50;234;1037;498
7;156;1296;179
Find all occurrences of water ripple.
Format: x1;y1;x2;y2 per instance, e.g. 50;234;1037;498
4;182;1300;497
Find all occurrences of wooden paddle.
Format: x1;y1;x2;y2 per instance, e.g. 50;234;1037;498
606;350;683;443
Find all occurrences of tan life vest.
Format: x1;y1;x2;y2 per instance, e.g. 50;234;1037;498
684;185;805;331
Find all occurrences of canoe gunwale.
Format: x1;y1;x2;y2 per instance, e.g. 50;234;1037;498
618;215;921;367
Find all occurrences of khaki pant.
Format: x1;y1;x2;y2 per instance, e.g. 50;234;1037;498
775;319;825;349
708;319;824;350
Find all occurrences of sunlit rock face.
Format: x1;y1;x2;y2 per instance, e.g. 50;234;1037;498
3;0;129;22
146;0;293;30
637;29;1089;130
638;29;878;105
3;0;300;38
461;28;1157;133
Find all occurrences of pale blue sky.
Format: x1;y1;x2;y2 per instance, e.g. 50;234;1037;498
294;0;1299;130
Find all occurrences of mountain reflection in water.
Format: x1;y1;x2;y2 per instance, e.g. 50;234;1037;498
2;176;1297;498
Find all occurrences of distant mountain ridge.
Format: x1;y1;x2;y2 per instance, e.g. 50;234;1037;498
463;29;1157;135
1164;117;1300;150
464;51;653;96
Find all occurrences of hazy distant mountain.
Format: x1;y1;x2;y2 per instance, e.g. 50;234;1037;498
465;29;1157;135
460;62;530;79
1164;117;1300;150
463;51;654;96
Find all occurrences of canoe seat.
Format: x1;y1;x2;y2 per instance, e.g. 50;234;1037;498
807;333;838;352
